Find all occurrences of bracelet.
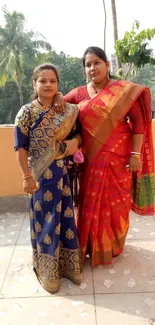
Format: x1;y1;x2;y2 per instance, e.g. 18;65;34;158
22;173;32;180
23;175;32;181
130;154;141;159
131;151;141;155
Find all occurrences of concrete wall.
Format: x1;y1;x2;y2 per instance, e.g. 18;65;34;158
1;123;155;197
0;126;23;196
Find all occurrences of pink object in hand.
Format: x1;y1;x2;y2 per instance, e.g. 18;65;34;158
73;149;84;163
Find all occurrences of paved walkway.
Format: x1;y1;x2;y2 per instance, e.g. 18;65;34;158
0;211;155;325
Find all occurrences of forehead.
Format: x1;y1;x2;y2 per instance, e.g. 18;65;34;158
85;53;104;63
37;69;57;79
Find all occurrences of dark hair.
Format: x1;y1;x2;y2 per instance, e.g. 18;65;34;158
33;63;59;83
82;46;108;67
32;63;59;100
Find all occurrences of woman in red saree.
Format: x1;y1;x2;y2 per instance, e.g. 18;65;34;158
55;47;155;267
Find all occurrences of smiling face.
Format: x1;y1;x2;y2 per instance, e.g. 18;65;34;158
85;53;109;84
33;69;58;100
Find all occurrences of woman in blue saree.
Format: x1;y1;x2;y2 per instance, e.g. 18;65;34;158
14;63;82;293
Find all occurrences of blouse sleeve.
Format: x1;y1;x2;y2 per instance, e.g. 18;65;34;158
14;105;31;151
64;88;79;104
128;98;145;134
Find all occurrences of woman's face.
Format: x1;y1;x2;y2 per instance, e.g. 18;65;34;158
33;69;58;99
85;53;109;84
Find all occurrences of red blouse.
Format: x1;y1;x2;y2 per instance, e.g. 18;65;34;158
64;85;145;134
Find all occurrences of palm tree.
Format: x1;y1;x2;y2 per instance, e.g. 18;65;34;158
111;0;121;71
0;6;52;106
102;0;107;51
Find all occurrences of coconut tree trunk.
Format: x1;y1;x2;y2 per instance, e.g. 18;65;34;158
111;0;122;72
16;73;23;106
15;55;23;106
102;0;107;51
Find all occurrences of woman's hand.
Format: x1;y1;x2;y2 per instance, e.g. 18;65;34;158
128;155;142;173
23;177;38;195
63;138;79;156
53;93;66;113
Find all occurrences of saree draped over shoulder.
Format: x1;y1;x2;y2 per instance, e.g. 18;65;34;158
14;103;82;293
77;80;155;266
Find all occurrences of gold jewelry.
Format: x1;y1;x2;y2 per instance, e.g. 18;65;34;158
23;173;32;180
130;154;141;159
131;151;141;155
91;83;98;94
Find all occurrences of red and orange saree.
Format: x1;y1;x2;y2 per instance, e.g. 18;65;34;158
74;80;155;266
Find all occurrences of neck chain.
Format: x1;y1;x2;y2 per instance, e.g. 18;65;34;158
90;83;98;94
90;78;110;95
37;98;52;109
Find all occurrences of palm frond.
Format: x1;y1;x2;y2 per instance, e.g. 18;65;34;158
32;40;52;51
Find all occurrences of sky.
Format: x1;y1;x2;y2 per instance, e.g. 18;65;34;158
0;0;155;59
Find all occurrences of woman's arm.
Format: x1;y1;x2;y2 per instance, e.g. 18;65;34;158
16;148;30;176
62;118;82;156
53;87;85;113
14;106;37;194
127;99;145;172
16;148;37;194
132;134;143;153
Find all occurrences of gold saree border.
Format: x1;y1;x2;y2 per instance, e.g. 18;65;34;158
33;245;82;294
29;103;79;181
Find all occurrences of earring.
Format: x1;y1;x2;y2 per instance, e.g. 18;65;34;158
107;70;110;80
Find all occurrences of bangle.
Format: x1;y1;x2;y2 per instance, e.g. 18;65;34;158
23;175;32;181
22;173;32;180
130;154;141;159
131;151;141;155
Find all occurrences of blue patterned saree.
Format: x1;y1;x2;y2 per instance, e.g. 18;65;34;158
14;102;82;293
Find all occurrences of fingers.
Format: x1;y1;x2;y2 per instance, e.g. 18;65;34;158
64;149;70;156
63;141;70;156
68;160;74;169
126;164;142;172
24;186;37;195
64;147;74;156
53;103;66;113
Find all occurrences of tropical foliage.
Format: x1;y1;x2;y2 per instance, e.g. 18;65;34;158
0;7;85;124
115;21;155;78
0;6;155;124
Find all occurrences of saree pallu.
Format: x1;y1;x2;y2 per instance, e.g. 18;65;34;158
77;80;155;267
14;102;82;293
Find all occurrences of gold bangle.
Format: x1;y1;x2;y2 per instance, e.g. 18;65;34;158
131;151;141;155
23;175;32;181
131;154;141;159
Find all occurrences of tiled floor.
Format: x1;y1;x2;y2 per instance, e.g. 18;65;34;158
0;211;155;325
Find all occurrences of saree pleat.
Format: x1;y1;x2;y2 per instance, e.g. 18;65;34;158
78;127;132;266
30;159;81;293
